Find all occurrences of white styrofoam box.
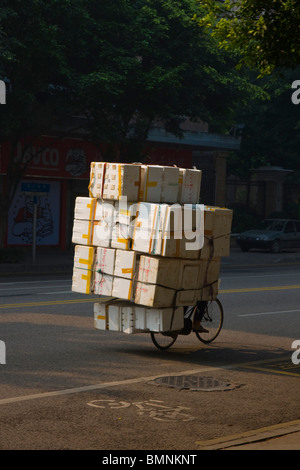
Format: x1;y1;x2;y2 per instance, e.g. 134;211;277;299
146;307;184;332
94;302;108;330
73;245;95;270
132;202;168;255
74;197;96;220
138;255;181;290
102;163;141;201
95;247;115;275
107;303;123;331
89;162;106;198
93;247;115;296
178;168;201;204
112;276;134;301
142;165;163;202
161;204;204;258
111;200;138;250
94;199;115;221
161;166;180;203
94;273;114;296
72;245;95;295
135;281;175;308
72;266;94;294
92;219;112;247
134;306;148;331
114;249;137;279
72;219;93;246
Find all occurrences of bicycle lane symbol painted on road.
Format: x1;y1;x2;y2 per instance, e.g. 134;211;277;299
87;399;195;422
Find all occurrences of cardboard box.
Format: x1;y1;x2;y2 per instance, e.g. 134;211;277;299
196;279;219;301
135;281;175;308
89;162;106;198
178;168;201;204
102;163;141;201
138;256;181;290
161;204;204;258
203;206;233;257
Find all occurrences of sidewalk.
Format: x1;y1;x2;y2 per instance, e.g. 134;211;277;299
197;420;300;450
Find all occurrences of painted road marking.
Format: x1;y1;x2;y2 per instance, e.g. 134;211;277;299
87;399;195;422
0;356;298;407
234;356;300;378
238;309;300;317
0;284;299;309
0;366;222;406
220;284;300;294
0;297;113;309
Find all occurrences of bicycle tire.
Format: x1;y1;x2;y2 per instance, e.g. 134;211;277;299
195;298;223;344
150;332;178;350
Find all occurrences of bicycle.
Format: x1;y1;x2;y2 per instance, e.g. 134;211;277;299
150;298;224;350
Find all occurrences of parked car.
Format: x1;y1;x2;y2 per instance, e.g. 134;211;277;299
236;218;300;253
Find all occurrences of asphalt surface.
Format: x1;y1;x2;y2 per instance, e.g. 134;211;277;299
1;243;300;450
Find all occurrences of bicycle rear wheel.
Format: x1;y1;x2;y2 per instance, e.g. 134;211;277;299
195;298;223;344
150;332;178;350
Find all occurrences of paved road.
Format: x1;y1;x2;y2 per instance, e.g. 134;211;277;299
0;247;299;450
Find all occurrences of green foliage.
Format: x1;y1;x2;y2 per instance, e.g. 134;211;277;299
197;0;300;76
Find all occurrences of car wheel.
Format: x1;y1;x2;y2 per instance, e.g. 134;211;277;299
270;240;281;253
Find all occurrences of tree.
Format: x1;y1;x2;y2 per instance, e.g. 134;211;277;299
198;0;300;76
0;0;262;247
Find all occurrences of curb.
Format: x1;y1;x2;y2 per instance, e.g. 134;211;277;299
195;419;300;450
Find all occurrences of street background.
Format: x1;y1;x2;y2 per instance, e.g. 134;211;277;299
0;243;299;450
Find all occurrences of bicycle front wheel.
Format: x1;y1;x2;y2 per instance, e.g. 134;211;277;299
150;332;178;350
195;298;223;344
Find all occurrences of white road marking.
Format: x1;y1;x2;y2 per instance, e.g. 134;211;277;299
238;309;300;317
0;366;227;406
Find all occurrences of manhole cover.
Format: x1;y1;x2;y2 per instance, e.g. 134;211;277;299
150;376;239;391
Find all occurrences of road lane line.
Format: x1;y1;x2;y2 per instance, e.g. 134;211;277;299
238;309;300;317
0;366;223;406
0;297;110;309
0;285;299;308
220;285;300;293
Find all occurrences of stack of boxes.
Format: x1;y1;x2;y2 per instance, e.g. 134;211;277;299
71;162;232;334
